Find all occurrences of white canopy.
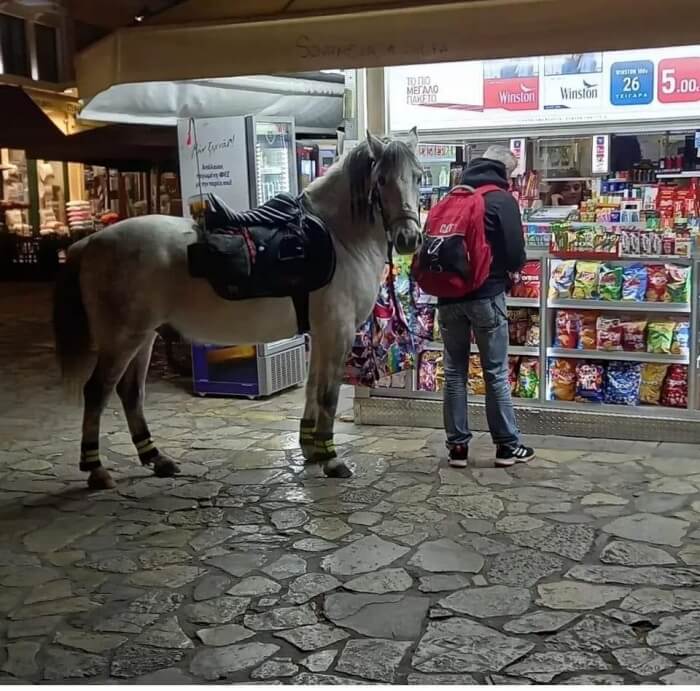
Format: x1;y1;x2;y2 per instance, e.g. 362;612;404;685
79;73;344;132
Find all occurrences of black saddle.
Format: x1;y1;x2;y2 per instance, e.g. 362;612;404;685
187;193;336;333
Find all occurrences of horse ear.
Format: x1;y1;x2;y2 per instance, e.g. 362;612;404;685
366;130;385;161
405;126;419;152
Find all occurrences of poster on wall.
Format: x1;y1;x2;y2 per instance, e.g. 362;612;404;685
388;45;700;132
177;116;250;218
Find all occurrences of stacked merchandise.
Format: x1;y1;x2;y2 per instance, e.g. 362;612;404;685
38;207;68;237
549;260;691;304
553;310;689;357
65;201;94;237
548;358;688;409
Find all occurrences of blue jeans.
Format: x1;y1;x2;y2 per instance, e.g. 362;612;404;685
438;292;520;448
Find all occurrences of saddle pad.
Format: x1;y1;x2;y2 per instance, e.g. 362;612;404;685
187;193;335;304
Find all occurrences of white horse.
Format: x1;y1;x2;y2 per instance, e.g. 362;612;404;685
53;129;423;490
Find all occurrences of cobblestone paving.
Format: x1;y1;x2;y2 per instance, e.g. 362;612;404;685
1;284;700;684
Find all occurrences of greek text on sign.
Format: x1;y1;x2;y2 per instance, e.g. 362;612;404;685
610;60;654;106
407;76;440;105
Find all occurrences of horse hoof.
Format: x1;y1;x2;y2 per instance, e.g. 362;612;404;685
87;467;116;490
324;462;353;479
153;455;180;478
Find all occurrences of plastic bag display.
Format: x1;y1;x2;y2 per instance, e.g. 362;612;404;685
508;308;530;346
645;265;668;302
517;357;540;399
549;260;576;299
572;261;601;300
661;364;688;408
598;264;623;301
666;265;691;304
414;305;436;341
620;320;647;352
510;260;541;298
525;312;540;347
549;358;577;401
604;361;642;406
554;310;580;349
575;362;605;403
671;322;690;356
577;311;598;350
417;349;443;392
639;363;669;405
596;316;623;351
622;264;647;302
468;354;486;395
647;322;674;354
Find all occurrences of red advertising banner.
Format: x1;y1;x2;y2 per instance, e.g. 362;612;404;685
483;77;539;111
658;57;700;104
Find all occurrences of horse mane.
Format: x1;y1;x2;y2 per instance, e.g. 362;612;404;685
345;138;421;224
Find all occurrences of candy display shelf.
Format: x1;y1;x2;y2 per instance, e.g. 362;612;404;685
656;171;700;179
546;347;689;366
354;251;700;442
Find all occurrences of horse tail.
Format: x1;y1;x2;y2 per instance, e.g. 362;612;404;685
53;240;91;395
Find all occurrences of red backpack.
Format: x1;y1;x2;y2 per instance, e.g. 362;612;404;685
411;184;502;298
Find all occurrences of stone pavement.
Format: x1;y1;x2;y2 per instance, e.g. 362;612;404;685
1;284;700;684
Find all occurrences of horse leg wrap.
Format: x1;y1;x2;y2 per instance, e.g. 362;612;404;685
313;433;337;462
133;433;159;465
299;419;316;458
79;441;102;471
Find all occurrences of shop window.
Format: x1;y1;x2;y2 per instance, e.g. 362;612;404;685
1;148;32;235
36;160;67;234
0;13;30;78
35;24;59;83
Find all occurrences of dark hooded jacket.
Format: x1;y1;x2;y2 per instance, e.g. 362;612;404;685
439;157;526;303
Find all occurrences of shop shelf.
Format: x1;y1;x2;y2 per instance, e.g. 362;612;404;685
547;347;689;365
547;298;691;314
506;297;540;308
419;343;539;357
656;171;700;179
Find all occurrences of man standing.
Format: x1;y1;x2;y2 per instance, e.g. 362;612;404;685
437;146;534;468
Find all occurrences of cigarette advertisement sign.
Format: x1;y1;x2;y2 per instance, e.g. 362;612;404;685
388;45;700;132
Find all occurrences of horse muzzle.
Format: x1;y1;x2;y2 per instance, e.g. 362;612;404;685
393;223;423;255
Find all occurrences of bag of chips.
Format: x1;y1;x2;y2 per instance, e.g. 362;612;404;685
549;358;577;401
647;321;674;354
604;361;642;406
666;265;691;304
549;260;577;299
508;356;520;395
572;261;601;300
596;316;623;351
577;311;598;350
598;264;623;301
415;305;436;341
621;319;647;352
639;363;669;405
622;264;648;302
507;308;530;346
510;260;541;299
418;349;442;392
525;311;540;347
555;310;581;349
645;265;668;302
468;354;486;395
671;321;690;356
575;362;605;403
661;364;688;408
517;357;540;399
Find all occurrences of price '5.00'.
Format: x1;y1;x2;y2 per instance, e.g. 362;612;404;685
658;57;700;104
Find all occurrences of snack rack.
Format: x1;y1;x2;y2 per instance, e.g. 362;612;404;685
354;249;700;442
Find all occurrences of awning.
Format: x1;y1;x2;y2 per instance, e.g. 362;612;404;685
76;0;700;101
79;73;344;131
24;124;177;171
0;85;66;150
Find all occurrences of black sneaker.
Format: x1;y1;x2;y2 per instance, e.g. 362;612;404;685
495;444;535;467
448;444;469;469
